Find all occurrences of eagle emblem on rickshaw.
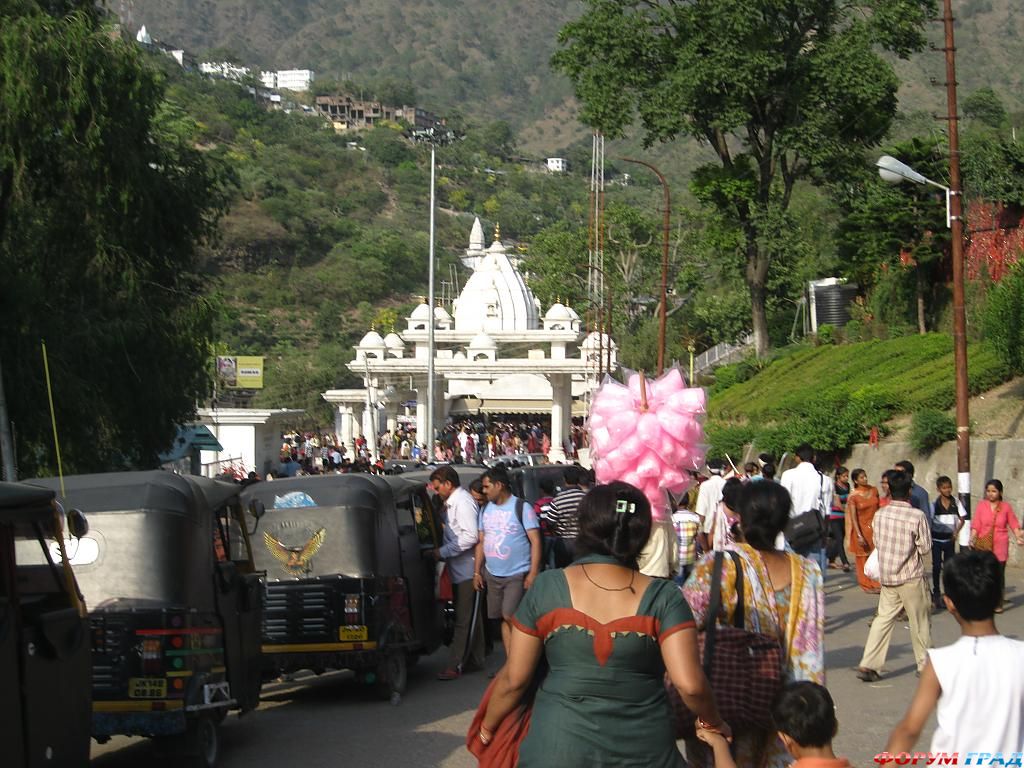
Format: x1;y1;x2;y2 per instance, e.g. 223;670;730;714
264;528;326;574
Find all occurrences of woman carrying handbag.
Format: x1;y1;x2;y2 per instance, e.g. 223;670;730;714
971;479;1024;612
683;482;825;768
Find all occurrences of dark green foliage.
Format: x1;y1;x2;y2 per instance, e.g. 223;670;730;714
909;408;957;454
984;261;1024;374
0;3;229;475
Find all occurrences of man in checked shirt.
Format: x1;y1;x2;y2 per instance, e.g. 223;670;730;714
856;470;933;682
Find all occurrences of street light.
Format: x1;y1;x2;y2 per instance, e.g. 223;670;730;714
875;155;953;228
410;127;456;448
876;153;970;514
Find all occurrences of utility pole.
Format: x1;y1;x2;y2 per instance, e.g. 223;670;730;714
621;158;671;375
941;0;971;515
426;142;437;451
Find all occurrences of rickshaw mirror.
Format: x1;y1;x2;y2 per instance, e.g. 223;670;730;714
247;498;265;535
67;508;89;538
249;498;265;521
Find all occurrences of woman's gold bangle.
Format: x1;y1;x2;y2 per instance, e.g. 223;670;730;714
479;726;493;745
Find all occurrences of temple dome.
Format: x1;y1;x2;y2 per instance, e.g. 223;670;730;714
469;331;497;350
409;302;431;321
434;305;452;323
383;332;405;350
545;302;573;322
358;329;386;348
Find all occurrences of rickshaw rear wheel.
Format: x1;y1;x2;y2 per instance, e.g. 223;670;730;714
181;715;220;768
374;650;407;701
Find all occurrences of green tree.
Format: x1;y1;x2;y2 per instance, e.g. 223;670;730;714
835;137;948;334
0;2;229;475
984;261;1024;374
962;87;1008;130
552;0;935;356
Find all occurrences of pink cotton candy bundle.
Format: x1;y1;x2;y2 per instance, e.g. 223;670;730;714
585;366;707;521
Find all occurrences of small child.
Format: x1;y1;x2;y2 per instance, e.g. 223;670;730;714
886;551;1024;762
698;682;851;768
929;476;967;610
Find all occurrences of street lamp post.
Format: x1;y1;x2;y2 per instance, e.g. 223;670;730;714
410;127;456;450
876;153;970;513
621;158;671;375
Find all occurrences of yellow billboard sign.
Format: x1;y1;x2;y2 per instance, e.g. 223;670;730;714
217;356;264;389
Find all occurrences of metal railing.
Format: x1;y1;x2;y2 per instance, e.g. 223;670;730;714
693;333;754;376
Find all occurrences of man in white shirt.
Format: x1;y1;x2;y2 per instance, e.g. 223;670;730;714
695;459;727;552
431;465;485;679
780;443;832;577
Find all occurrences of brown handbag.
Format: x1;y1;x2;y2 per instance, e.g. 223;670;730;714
973;505;999;552
664;550;784;740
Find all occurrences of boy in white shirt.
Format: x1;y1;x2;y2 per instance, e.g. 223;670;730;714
886;551;1024;765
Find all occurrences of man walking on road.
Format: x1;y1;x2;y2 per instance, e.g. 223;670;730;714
780;444;833;576
856;470;932;681
473;466;542;658
548;465;586;567
695;458;727;551
431;466;485;680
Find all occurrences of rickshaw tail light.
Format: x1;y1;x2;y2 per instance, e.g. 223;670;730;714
344;594;361;618
142;639;162;658
141;637;164;674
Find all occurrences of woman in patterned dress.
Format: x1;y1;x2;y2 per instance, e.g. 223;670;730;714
683;481;825;768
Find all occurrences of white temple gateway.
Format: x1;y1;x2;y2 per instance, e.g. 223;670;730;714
323;219;617;462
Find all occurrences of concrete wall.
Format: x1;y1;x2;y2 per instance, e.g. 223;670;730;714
846;438;1024;567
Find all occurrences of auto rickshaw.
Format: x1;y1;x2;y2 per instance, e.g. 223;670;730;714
510;463;574;505
26;471;263;767
240;473;445;699
0;482;91;768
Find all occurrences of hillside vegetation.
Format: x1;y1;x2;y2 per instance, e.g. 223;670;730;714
121;0;1024;152
706;335;1011;456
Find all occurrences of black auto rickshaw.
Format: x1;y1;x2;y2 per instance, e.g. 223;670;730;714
241;473;445;699
26;471;263;767
510;464;573;506
1;482;91;768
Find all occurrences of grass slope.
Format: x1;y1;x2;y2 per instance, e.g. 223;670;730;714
706;334;1010;455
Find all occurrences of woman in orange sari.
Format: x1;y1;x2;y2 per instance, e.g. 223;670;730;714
845;468;880;593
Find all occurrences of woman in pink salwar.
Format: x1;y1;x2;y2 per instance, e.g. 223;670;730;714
971;479;1024;611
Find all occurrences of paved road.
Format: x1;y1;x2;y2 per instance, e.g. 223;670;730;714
91;571;1022;767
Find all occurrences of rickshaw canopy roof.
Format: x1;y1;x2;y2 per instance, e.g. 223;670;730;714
0;481;56;529
26;470;241;520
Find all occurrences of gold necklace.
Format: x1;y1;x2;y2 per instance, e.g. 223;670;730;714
580;564;636;594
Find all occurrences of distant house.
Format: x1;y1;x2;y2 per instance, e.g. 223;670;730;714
260;69;314;92
546;157;568;173
315;94;444;132
200;61;251;81
134;24;193;69
276;69;315;92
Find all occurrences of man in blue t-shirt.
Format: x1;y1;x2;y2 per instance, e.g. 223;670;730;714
473;465;542;657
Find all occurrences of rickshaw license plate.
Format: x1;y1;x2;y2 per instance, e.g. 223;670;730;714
128;678;167;698
339;626;368;641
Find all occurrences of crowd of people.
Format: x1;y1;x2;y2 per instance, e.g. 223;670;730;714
427;445;1024;768
257;419;587;480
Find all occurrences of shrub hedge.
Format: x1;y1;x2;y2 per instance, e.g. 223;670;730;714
706;334;1009;455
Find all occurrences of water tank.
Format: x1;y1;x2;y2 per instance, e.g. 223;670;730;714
809;278;858;332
